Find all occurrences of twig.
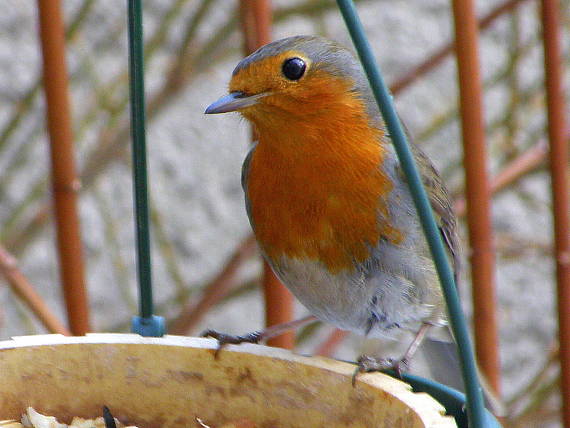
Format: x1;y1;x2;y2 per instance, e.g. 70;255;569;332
417;35;540;144
507;374;560;427
0;0;96;155
169;235;257;335
93;188;137;313
453;138;550;216
106;278;260;333
496;232;551;259
150;202;187;299
500;9;523;160
389;0;533;95
506;343;559;410
0;245;70;335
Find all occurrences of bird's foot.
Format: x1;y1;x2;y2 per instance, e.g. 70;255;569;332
352;354;410;386
201;329;262;358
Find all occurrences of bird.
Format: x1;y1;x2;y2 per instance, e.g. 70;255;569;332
203;35;461;380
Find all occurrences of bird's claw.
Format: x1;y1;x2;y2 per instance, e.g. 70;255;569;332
352;355;409;386
200;329;263;358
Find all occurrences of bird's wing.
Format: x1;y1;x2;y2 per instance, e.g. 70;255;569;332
241;142;258;221
398;142;461;284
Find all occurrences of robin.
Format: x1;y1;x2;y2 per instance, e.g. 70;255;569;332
203;35;460;380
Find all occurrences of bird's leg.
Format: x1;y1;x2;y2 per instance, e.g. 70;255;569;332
201;315;317;357
353;322;433;385
397;322;433;373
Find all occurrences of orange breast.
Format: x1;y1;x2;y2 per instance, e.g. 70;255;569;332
246;99;402;273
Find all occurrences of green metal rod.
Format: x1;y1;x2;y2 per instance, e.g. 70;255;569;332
335;1;487;426
127;0;154;320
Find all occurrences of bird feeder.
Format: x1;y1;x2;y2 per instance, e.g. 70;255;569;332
0;334;456;428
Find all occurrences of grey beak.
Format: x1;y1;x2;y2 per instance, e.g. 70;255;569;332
205;91;268;114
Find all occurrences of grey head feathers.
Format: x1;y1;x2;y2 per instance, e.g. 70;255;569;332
232;35;381;123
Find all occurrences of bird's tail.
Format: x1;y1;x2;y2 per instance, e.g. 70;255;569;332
422;338;505;417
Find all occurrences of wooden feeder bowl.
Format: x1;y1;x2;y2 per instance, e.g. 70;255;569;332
0;334;456;427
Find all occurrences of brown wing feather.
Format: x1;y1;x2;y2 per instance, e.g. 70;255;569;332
393;121;460;284
410;143;461;283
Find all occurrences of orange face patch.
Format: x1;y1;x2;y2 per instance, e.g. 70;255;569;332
244;72;402;273
230;51;311;97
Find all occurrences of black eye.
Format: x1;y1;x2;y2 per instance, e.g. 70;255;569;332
282;57;306;80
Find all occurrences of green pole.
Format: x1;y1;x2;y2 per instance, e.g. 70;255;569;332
127;0;164;337
335;0;488;426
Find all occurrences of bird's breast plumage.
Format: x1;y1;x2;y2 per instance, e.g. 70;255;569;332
244;115;403;275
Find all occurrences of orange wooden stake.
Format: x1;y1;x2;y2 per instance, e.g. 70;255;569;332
37;0;90;335
540;0;570;425
451;0;501;396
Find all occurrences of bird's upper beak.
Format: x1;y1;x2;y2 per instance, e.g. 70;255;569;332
204;91;269;114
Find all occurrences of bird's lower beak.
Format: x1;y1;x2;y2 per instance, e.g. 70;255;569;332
204;91;268;114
